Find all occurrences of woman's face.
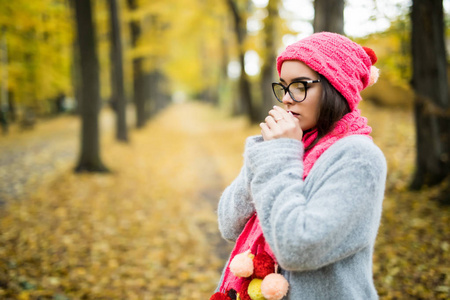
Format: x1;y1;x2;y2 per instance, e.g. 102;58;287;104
279;60;323;131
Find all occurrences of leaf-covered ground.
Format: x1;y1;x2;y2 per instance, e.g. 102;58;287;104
0;102;448;299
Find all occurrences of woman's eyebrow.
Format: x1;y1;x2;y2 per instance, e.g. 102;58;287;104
279;76;313;83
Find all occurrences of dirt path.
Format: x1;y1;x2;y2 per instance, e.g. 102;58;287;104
0;102;258;299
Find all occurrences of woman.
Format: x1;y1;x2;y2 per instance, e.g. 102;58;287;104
212;32;387;300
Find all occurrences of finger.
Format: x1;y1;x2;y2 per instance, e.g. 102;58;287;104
272;106;293;121
264;115;279;129
286;111;298;123
268;109;284;122
275;106;298;124
260;122;273;140
264;115;285;139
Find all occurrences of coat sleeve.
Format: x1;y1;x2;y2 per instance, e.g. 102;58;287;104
246;136;387;271
217;135;263;242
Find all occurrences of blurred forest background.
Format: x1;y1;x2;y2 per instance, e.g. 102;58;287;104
0;0;449;299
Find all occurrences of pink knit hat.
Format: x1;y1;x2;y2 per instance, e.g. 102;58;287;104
276;32;379;111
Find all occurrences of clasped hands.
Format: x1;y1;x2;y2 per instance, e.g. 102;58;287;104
260;106;303;142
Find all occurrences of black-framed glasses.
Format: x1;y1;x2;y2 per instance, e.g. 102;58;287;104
271;80;321;103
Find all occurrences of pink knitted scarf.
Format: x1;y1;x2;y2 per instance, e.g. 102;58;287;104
219;108;372;294
302;109;372;178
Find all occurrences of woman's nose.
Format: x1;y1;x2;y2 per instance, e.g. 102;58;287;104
282;91;294;105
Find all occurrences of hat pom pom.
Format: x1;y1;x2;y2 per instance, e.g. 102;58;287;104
368;66;380;87
261;273;289;300
229;250;254;278
362;46;377;65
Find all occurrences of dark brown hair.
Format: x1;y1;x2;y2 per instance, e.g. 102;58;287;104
304;74;351;152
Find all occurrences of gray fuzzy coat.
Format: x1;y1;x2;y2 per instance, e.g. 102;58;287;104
216;135;387;299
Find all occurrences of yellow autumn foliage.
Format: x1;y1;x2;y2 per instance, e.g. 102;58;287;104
0;0;73;113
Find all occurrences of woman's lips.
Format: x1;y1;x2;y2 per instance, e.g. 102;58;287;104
289;111;300;116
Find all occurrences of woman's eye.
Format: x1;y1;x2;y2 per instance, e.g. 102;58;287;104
291;83;305;91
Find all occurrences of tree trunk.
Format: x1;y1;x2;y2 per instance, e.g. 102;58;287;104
68;0;82;115
148;70;167;115
220;25;229;106
259;0;278;121
238;52;257;121
108;0;128;142
8;91;15;122
73;0;108;172
410;0;449;190
71;39;82;115
1;27;9;134
127;0;147;129
313;0;344;34
225;0;258;123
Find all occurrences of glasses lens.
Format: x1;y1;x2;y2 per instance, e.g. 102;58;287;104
272;84;285;102
289;82;306;102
